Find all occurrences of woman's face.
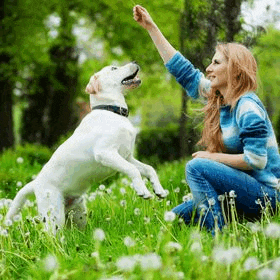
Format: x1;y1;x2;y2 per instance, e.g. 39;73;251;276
206;50;228;95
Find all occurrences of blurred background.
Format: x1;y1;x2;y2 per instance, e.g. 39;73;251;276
1;0;280;165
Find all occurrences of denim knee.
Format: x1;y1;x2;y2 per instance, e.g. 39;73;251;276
186;158;214;178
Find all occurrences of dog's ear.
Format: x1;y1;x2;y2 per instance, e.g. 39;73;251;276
85;75;101;94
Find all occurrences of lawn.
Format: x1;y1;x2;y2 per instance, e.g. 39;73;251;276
0;146;280;280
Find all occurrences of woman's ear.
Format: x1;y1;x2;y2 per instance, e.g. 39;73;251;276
85;75;101;94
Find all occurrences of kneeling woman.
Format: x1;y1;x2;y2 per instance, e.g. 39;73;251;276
133;5;280;233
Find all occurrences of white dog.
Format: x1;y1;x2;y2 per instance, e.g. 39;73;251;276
5;62;167;233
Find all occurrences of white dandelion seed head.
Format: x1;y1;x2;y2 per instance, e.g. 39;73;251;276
1;229;8;237
229;190;237;198
174;187;180;193
127;220;133;225
243;256;260;271
134;208;140;216
91;251;99;258
164;189;170;196
183;193;193;202
120;200;126;207
208;198;216;206
201;255;209;262
13;214;22;222
16;157;24;164
247;222;261;233
257;268;277;280
106;188;112;194
164;211;176;222
144;216;150;224
140;253;162;271
213;246;242;265
121;178;129;185
4;219;13;227
264;222;280;239
119;188;126;195
218;194;225;201
198;204;208;215
93;228;105;241
166;200;171;206
32;174;37;180
176;272;185;279
116;256;137;272
43;254;59;272
4;199;13;208
190;241;202;253
124;236;136;247
16;181;23;187
99;184;106;191
165;241;182;253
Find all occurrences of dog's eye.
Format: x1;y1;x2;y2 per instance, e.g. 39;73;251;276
111;67;118;71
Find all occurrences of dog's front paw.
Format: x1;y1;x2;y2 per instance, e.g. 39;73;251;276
155;189;169;199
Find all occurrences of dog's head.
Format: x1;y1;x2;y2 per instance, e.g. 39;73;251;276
85;62;141;95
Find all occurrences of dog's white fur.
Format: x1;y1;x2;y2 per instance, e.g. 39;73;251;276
5;62;167;233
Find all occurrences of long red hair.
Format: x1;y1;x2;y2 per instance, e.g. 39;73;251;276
198;43;258;152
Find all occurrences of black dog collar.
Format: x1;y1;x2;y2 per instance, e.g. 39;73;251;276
92;105;129;117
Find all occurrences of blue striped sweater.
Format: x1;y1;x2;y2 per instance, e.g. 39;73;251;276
166;52;280;189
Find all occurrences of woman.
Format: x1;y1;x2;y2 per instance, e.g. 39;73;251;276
133;5;280;233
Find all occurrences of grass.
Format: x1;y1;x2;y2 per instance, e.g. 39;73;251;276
1;148;280;280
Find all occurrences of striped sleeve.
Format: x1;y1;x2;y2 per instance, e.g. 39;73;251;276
236;99;268;170
165;52;208;100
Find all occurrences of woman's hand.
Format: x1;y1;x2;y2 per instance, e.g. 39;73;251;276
192;151;215;160
133;5;156;31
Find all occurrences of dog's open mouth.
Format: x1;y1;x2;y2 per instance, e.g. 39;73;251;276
121;68;141;86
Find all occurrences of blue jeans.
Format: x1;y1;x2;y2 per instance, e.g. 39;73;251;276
172;158;279;233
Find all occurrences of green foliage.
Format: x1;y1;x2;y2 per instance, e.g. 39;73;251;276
136;124;200;166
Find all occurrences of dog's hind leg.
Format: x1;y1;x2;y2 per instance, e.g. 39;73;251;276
34;185;65;235
5;182;34;223
128;156;168;198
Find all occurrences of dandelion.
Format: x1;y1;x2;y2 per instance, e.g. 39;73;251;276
43;254;59;272
116;256;137;272
183;193;193;202
1;229;8;237
176;272;185;279
190;241;202;253
121;178;129;185
119;188;126;195
243;256;259;271
229;190;237;198
174;187;180;193
164;211;176;222
120;200;126;207
93;228;105;241
4;199;13;207
91;251;99;258
124;236;135;247
16;181;23;187
4;219;13;227
218;194;225;201
247;222;261;233
264;222;280;239
208;198;216;206
13;214;22;222
212;246;242;265
16;157;24;164
134;208;140;216
32;174;37;180
144;216;150;224
164;189;170;196
106;188;112;195
127;221;133;225
201;255;209;262
140;253;162;271
99;184;106;191
257;268;277;280
165;241;182;253
88;193;96;201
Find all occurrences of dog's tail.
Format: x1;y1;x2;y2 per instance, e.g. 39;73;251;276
5;183;34;223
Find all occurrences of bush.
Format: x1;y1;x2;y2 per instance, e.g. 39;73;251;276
136;124;200;165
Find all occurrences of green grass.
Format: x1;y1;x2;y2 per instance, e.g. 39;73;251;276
1;148;280;280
